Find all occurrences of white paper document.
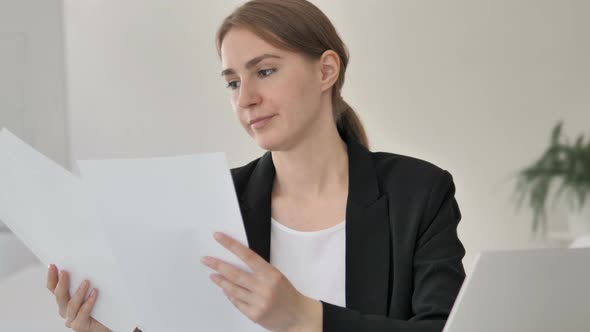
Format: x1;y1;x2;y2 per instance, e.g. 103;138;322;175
0;128;263;331
78;154;262;331
0;128;139;332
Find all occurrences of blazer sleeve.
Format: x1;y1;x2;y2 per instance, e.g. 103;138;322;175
321;170;466;332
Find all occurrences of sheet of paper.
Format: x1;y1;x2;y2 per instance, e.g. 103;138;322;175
103;223;262;331
0;128;139;332
77;153;250;271
77;152;263;331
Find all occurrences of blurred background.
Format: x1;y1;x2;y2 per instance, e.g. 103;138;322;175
1;0;589;330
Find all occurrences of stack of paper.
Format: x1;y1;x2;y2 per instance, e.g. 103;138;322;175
0;128;263;331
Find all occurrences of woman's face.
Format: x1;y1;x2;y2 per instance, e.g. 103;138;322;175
220;28;328;151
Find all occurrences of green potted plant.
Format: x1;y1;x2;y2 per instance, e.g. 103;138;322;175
514;121;590;240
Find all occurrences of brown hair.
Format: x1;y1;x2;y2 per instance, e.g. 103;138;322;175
215;0;369;149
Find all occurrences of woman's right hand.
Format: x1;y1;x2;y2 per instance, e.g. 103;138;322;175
46;264;112;332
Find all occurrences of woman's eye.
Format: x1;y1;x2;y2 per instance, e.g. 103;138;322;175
258;68;276;78
226;69;275;90
226;81;240;90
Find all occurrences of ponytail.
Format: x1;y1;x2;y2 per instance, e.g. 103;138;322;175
334;97;369;150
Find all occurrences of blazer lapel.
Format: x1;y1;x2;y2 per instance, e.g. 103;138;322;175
239;151;274;262
237;139;391;314
345;140;391;315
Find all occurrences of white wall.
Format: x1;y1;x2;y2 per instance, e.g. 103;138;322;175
64;0;253;166
0;0;69;167
63;0;590;271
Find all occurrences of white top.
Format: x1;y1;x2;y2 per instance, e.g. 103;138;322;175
270;218;346;307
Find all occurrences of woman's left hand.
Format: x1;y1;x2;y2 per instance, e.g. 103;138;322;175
201;232;322;332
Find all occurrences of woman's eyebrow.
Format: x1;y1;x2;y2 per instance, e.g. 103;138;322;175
221;54;282;76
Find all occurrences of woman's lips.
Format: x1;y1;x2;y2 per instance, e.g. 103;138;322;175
249;115;275;129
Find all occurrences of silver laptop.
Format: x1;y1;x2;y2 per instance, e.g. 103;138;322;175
443;248;590;332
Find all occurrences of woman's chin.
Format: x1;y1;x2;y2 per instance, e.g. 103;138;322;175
253;133;287;152
254;138;281;151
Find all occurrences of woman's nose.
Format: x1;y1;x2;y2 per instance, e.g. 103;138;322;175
237;81;261;109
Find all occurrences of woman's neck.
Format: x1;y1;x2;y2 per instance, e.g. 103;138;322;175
271;124;348;199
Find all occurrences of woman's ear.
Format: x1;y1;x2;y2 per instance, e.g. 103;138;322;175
318;50;340;93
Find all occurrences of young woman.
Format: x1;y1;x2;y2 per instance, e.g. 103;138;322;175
46;1;465;331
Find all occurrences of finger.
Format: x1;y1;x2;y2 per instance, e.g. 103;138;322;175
224;289;252;319
65;280;90;327
55;270;71;318
71;288;98;329
47;264;58;293
213;232;269;273
211;273;253;305
201;256;257;290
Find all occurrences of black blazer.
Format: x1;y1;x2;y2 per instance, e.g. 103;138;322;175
231;138;466;332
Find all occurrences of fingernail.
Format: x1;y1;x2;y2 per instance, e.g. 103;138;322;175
90;288;97;297
213;232;223;240
80;280;89;289
201;256;212;264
